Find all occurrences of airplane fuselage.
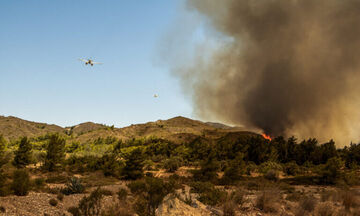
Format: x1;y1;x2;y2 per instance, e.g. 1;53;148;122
85;60;94;66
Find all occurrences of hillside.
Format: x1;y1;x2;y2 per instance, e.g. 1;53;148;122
0;116;64;140
0;115;251;143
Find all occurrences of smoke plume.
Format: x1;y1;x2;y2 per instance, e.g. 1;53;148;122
166;0;360;146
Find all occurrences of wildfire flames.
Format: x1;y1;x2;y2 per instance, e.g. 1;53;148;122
262;134;272;141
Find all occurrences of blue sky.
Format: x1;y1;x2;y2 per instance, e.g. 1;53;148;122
0;0;196;127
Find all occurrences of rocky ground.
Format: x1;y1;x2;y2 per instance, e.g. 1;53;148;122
1;183;359;216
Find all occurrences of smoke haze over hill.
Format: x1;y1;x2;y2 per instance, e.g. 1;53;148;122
165;0;360;146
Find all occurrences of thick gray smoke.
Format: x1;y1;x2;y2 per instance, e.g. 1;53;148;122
165;0;360;146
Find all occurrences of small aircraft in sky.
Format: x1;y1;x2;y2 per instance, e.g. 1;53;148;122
153;94;159;98
78;58;103;66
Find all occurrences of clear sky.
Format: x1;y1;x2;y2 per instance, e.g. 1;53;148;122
0;0;195;127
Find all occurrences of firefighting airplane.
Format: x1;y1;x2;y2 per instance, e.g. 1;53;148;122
78;58;103;66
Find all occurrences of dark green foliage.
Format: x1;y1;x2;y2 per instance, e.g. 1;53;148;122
49;198;58;206
128;177;174;216
13;137;32;168
66;142;80;153
62;177;85;195
163;156;182;172
44;134;65;171
190;181;226;206
122;147;145;180
193;152;220;182
11;169;30;196
221;153;245;184
99;154;122;177
284;161;300;176
319;157;343;184
342;143;360;168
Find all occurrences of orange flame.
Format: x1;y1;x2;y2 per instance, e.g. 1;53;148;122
262;133;272;141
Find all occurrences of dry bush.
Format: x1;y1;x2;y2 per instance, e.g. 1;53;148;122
341;190;357;212
223;200;236;216
49;198;58;207
316;202;334;216
299;195;317;213
101;201;134;216
320;190;334;202
255;188;280;213
286;192;302;202
231;188;246;206
57;193;64;201
294;207;308;216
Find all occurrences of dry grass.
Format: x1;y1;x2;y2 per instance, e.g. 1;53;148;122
316;202;334;216
255;188;281;213
101;201;134;216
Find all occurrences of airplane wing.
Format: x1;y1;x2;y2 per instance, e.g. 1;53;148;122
92;62;103;65
78;58;88;62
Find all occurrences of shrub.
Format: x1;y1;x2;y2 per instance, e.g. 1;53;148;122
255;189;280;213
221;154;245;184
259;161;283;174
128;177;174;216
193;153;220;182
99;188;113;196
341;190;357;212
264;169;279;181
57;193;64;201
67;206;80;216
231;189;245;205
299;195;317;213
101;201;134;216
68;187;103;216
34;177;45;188
190;181;226;206
284;161;300;176
61;177;85;195
319;157;344;184
223;200;236;216
163;156;182;172
49;198;58;206
11;169;30;196
117;188;128;201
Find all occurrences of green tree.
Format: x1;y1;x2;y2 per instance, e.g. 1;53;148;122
122;147;145;180
13;137;32;168
44;134;65;171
